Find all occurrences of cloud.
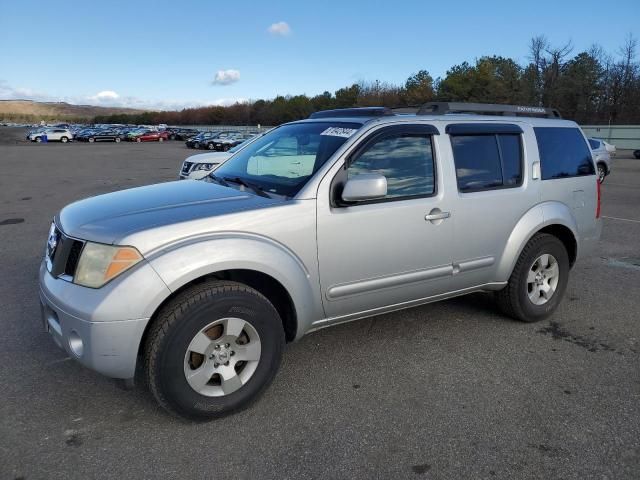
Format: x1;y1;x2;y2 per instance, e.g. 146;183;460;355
211;69;241;85
91;90;120;101
268;21;291;36
0;80;246;111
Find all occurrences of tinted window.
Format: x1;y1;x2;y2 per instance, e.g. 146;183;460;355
498;134;523;186
534;127;595;179
588;138;600;150
451;135;503;191
348;134;435;199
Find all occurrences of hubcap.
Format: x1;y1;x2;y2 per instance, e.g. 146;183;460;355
183;317;261;397
526;254;560;305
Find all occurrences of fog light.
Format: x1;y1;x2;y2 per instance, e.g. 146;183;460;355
68;331;84;357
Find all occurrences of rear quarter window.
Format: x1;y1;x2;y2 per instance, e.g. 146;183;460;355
534;127;595;180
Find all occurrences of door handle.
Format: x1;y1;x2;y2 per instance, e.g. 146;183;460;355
425;210;451;222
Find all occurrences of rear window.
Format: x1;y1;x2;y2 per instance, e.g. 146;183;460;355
588;138;600;150
534;127;595;180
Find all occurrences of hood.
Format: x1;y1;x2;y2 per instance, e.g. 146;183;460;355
58;180;278;245
185;151;232;163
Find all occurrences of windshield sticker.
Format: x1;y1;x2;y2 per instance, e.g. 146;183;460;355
320;127;358;138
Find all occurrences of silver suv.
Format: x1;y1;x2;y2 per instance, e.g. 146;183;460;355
39;102;602;420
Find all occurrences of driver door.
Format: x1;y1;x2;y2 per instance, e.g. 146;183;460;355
316;124;454;320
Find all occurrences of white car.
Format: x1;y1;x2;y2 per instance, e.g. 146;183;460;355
179;150;234;180
588;138;612;183
179;135;264;179
601;139;616;157
28;128;73;143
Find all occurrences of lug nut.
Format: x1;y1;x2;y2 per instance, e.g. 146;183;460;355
215;344;220;350
225;361;229;366
225;343;230;348
230;351;235;356
214;363;219;368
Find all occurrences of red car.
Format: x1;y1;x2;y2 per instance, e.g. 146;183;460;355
133;130;169;142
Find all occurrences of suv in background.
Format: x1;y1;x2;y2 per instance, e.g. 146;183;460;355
39;102;601;420
28;128;73;143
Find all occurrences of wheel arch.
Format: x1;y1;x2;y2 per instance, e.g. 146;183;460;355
496;202;579;281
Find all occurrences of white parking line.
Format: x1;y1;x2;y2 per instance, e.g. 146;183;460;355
602;215;640;224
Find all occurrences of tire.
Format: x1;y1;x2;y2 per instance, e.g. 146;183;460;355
35;137;42;143
143;280;285;420
495;233;569;323
136;138;142;143
88;137;95;143
159;137;164;142
207;142;215;150
597;163;607;184
61;136;68;143
115;137;121;143
193;142;200;149
634;151;640;159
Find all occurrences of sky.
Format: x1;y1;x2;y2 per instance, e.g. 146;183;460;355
0;0;638;110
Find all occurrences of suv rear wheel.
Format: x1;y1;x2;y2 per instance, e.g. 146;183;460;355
60;136;68;143
144;280;285;420
495;233;569;322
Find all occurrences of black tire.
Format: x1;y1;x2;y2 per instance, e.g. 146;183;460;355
35;136;42;143
193;142;200;149
61;136;68;143
207;142;215;150
597;163;607;184
495;233;570;323
143;280;285;420
115;137;121;143
88;137;95;143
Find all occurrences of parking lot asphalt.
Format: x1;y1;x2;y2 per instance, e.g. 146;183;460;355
0;128;639;480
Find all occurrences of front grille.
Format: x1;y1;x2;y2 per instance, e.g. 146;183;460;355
46;224;84;279
182;161;193;174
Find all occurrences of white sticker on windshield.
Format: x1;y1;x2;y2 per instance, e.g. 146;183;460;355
320;127;358;138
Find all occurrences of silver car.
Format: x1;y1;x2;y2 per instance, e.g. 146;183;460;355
39;102;601;420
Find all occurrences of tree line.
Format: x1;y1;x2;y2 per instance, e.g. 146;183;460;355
95;35;639;126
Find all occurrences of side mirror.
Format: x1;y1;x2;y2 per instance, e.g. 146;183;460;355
341;173;387;202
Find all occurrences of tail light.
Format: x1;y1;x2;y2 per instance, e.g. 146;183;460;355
596;177;601;219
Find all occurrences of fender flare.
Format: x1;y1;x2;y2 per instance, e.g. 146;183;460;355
495;202;578;281
145;233;322;339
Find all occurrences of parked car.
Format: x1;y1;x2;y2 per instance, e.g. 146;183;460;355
211;133;255;151
133;130;169;142
588;138;612;183
185;131;220;149
38;102;601;420
601;139;617;157
81;130;123;143
28;128;73;143
179;151;235;180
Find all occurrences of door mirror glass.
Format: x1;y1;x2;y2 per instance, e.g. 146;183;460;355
342;173;387;202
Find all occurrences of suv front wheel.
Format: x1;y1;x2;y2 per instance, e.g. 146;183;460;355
495;233;569;322
143;280;285;420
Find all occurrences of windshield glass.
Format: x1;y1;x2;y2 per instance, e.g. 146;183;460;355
212;121;360;197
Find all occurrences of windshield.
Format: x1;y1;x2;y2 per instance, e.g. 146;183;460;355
212;121;360;197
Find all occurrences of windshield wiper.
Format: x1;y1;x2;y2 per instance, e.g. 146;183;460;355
208;173;230;187
222;176;272;198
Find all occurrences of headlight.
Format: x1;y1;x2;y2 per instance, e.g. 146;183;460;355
74;242;143;288
193;163;217;171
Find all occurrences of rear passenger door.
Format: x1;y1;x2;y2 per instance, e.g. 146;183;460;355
444;123;539;289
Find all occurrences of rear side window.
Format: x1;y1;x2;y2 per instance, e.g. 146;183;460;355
450;134;523;192
534;127;595;179
588;138;600;150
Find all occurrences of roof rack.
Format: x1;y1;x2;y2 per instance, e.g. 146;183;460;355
417;102;562;119
308;107;394;119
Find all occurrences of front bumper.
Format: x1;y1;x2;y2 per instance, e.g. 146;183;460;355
38;259;171;379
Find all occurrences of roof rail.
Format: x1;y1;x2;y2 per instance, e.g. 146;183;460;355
309;107;395;119
417;102;562;119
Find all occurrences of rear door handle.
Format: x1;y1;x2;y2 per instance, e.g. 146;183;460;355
425;210;451;222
